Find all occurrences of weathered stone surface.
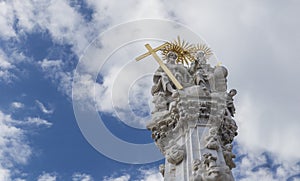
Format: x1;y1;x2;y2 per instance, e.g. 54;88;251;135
147;40;238;181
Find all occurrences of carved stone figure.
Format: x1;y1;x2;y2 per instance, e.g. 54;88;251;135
152;92;168;113
201;166;233;181
205;127;220;150
151;68;177;96
203;153;217;169
223;144;236;169
226;89;237;117
139;37;238;181
193;159;202;172
166;142;185;165
213;66;228;92
220;117;238;145
151;50;193;98
189;58;210;91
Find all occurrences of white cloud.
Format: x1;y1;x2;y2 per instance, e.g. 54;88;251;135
235;93;300;161
73;68;154;128
37;173;57;181
0;1;16;39
0;49;15;83
11;0;36;33
73;41;161;128
233;145;300;181
0;52;12;69
0;46;28;84
0;167;11;181
2;0;169;127
72;173;94;181
0;0;92;56
137;168;163;181
11;102;24;109
103;168;163;181
35;0;91;54
4;114;53;129
86;0;168;25
25;117;53;128
35;100;54;114
0;110;53;180
14;179;26;181
39;59;63;70
38;59;73;97
0;111;32;180
103;174;130;181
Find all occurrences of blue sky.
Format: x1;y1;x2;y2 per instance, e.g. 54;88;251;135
0;0;299;181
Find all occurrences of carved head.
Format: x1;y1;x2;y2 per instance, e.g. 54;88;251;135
224;144;233;151
193;159;201;171
209;127;219;135
196;51;207;64
229;89;237;97
167;51;178;63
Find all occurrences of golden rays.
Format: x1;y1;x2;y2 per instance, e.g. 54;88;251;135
161;36;213;65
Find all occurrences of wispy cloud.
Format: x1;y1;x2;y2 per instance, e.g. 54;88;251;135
103;174;130;181
0;109;53;180
38;59;73;97
35;100;54;114
72;173;94;181
6;116;53;129
0;111;32;180
0;49;15;83
37;173;57;181
25;117;53;128
0;46;30;84
103;168;163;181
11;102;24;109
137;168;163;181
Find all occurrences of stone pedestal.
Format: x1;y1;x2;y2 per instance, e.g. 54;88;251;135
148;77;237;181
146;39;238;181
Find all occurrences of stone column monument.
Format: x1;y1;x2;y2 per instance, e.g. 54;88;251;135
136;37;238;181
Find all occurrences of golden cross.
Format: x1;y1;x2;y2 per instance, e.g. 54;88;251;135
135;43;183;90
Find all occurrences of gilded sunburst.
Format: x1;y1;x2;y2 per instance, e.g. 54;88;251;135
161;36;195;65
192;44;213;60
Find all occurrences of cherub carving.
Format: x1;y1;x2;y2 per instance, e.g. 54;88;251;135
223;144;236;169
205;127;220;150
